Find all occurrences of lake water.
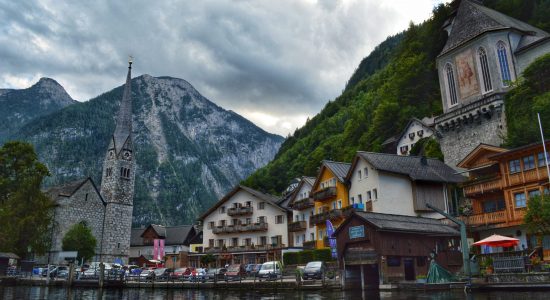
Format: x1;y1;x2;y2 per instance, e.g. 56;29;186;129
2;286;550;300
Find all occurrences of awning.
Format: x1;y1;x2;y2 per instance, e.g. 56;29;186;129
472;234;519;248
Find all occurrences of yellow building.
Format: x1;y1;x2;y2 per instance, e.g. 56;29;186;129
310;160;350;249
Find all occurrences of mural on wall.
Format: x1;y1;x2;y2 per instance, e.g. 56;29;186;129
455;49;480;99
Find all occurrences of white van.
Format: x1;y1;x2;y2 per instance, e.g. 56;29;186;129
257;261;283;281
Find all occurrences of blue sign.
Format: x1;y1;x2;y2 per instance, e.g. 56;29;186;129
326;220;338;258
349;225;365;239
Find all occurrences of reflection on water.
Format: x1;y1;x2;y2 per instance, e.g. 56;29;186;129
1;286;550;300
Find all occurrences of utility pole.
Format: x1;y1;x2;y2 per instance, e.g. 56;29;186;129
426;204;471;277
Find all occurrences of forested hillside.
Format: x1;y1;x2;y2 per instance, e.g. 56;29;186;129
243;0;550;194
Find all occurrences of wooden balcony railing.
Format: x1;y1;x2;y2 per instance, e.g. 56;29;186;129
227;206;253;216
312;187;337;201
310;209;343;225
460;210;508;226
302;240;316;249
288;220;307;232
463;177;502;196
212;222;268;234
293;197;314;210
508;168;549;187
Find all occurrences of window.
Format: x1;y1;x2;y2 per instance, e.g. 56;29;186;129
523;155;535;170
509;159;521;174
246;218;252;224
275;215;284;224
258;202;265;210
477;47;493;93
208;222;214;229
482;199;506;213
232;219;239;226
220;206;226;214
538;152;549;167
528;189;541;199
367;191;372;201
217;239;224;248
232;237;239;247
387;256;401;267
220;220;226;227
364;167;368;178
106;168;112;177
245;238;252;246
445;63;458;106
497;41;512;86
246;201;251;207
120;167;130;178
351;197;355;205
358;170;362;180
373;189;378;200
337;200;342;209
400;145;409;154
260;236;267;246
310;233;315;241
332;202;336;210
358;194;363;204
417;130;424;137
208;239;214;247
85;193;88;202
295;215;300;222
514;192;527;208
318;230;324;240
258;216;266;223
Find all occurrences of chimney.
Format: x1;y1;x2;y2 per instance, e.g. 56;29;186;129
420;156;428;166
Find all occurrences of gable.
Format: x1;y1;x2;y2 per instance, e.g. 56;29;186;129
457;144;506;169
312;165;336;191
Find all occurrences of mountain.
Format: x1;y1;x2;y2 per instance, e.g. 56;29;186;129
10;75;283;226
0;78;76;143
242;0;550;194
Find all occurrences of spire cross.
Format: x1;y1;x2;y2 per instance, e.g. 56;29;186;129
128;55;133;68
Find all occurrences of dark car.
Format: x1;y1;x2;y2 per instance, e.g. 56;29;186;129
206;268;227;281
224;264;247;281
154;268;172;281
302;261;327;280
249;264;262;277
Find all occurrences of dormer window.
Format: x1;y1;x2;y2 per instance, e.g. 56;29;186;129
409;132;415;140
417;130;424;137
400;145;409;154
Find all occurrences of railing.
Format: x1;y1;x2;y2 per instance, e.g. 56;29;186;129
227;206;253;216
312;187;337;201
292;197;314;210
310;209;343;225
342;205;356;217
288;220;307;232
461;210;507;226
212;223;268;234
508;168;549;187
302;240;316;249
463;177;502;196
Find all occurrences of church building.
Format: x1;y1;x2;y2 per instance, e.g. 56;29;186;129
44;61;136;264
434;0;550;167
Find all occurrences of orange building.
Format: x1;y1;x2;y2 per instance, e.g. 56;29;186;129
310;161;350;249
458;142;550;258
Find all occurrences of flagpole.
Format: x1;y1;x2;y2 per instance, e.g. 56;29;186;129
537;113;550;185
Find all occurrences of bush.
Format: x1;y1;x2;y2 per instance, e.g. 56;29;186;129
313;248;333;262
299;250;315;264
283;252;299;265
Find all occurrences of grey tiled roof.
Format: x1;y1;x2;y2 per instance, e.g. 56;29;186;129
323;161;351;182
357;152;465;183
130;225;195;246
239;185;281;205
303;176;316;186
355;212;459;236
440;0;549;56
44;178;88;198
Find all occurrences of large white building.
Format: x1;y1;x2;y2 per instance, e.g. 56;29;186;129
197;185;289;265
346;151;465;218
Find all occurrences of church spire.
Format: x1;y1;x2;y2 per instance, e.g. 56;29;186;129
113;58;133;155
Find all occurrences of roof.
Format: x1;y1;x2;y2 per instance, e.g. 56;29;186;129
396;117;434;143
288;176;316;207
0;252;20;259
130;225;195;246
323;161;351;182
349;152;465;183
336;212;459;236
197;185;284;221
456;143;507;169
488;140;550;160
439;0;549;56
112;62;133;155
44;177;106;205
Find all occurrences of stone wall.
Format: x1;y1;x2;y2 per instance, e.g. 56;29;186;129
50;180;106;262
101;203;133;264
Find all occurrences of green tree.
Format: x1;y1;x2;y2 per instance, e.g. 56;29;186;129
0;141;54;258
62;222;97;262
410;137;444;161
200;253;216;267
524;195;550;237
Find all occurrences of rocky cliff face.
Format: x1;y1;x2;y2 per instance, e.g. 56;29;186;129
0;78;76;142
11;75;283;226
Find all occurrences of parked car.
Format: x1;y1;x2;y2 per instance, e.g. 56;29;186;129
257;261;283;281
182;267;197;281
189;268;207;282
245;264;256;276
56;266;70;278
206;268;227;281
302;261;327;280
140;269;155;281
154;268;172;281
224;264;247;281
171;267;188;280
250;264;262;277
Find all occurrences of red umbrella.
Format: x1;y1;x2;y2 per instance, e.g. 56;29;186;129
472;234;520;248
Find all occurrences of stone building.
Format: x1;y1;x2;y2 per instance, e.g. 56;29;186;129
44;62;136;264
434;0;550;167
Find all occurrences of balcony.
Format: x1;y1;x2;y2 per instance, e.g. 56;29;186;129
313;187;337;201
463;177;502;197
288;220;307;232
204;244;286;253
212;223;268;234
293;197;314;210
310;209;343;225
460;210;508;226
302;240;316;249
508;168;549;186
227;206;253;216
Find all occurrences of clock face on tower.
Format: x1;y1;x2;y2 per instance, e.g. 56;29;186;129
123;151;132;160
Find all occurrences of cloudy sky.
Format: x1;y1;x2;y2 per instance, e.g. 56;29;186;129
0;0;445;136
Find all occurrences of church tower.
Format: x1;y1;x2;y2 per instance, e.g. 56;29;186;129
100;59;136;263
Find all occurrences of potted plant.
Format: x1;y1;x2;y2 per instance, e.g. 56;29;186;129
416;274;427;283
484;257;494;275
531;255;542;272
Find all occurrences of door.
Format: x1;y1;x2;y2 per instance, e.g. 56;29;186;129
404;258;415;281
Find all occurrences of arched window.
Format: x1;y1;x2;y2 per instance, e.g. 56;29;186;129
477;47;492;93
445;63;458;106
497;41;512;86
